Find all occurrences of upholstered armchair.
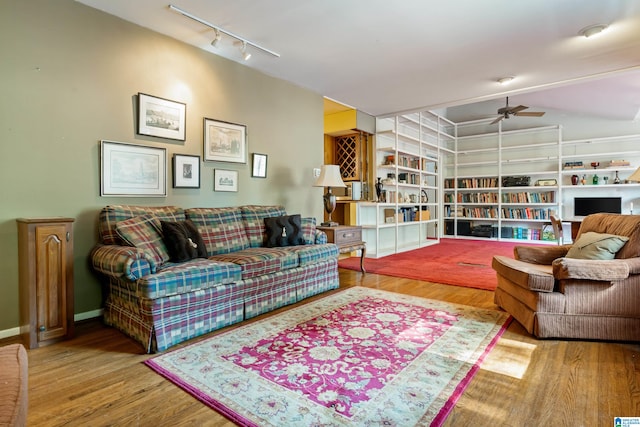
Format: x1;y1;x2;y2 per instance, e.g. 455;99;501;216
492;213;640;341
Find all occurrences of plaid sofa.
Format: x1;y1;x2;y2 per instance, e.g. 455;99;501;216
91;205;339;352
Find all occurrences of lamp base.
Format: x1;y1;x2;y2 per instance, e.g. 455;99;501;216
320;221;339;227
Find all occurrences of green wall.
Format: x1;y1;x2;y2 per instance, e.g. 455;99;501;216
0;0;325;333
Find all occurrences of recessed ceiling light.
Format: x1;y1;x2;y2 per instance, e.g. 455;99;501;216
497;76;515;85
578;24;608;38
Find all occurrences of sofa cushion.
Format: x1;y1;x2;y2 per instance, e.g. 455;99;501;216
186;207;250;256
577;213;640;259
264;214;305;247
99;205;185;245
161;220;208;262
137;258;242;299
240;205;287;247
301;217;317;245
116;215;170;267
210;247;299;279
286;243;340;267
566;232;629;260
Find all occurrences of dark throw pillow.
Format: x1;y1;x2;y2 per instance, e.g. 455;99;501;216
161;220;208;262
264;214;305;247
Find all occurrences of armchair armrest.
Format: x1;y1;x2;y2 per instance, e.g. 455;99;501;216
514;244;572;265
552;257;630;281
91;244;154;281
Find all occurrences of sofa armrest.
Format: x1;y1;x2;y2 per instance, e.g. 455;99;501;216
514;244;571;265
91;244;154;281
552;257;630;281
314;229;328;245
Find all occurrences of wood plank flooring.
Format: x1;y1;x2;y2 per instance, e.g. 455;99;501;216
4;269;640;426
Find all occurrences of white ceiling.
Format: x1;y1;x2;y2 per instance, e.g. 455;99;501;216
77;0;640;121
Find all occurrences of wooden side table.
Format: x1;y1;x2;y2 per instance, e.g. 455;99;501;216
318;225;366;273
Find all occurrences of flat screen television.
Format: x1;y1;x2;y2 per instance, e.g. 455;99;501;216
574;197;622;216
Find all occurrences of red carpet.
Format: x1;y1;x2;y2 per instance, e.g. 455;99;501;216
339;238;529;290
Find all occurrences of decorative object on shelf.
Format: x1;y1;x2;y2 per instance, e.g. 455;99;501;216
251;153;267;178
590;161;600;169
375;177;383;202
172;154;200;188
213;169;238;192
581;175;587;185
627;167;640;183
313;165;346;227
502;176;531;187
614;170;621;184
100;140;167;197
592;173;599;185
536;179;557;186
571;174;579;185
137;93;186;141
421;189;429;203
603;176;609;185
203;118;247;164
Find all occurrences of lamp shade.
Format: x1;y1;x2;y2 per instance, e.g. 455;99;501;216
313;165;346;187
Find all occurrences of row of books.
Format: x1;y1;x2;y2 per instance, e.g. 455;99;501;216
502;208;552;220
444;207;553;220
501;191;555;203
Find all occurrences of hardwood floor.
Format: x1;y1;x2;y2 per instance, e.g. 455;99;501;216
5;269;640;426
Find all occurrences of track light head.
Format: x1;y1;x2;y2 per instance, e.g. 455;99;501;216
234;40;251;61
210;29;221;47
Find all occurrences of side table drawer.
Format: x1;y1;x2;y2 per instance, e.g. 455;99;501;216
330;227;362;245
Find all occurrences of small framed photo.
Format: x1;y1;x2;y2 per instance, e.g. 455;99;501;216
137;93;186;141
172;154;200;188
251;153;268;178
214;169;238;192
100;140;167;197
204;118;247;163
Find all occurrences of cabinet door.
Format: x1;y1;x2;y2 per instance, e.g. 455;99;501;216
35;223;70;342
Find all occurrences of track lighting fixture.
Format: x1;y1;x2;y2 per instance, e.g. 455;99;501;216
210;29;221;48
169;4;280;59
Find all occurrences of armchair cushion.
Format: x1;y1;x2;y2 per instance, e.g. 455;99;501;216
552;257;630;281
565;232;629;260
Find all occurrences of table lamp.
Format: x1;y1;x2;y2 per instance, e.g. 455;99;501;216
313;164;346;227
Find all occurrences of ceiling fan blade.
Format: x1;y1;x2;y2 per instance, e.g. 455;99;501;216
514;111;545;117
490;115;504;125
509;105;529;113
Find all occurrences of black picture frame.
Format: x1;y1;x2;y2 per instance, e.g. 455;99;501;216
251;153;268;178
172;154;200;188
137;92;186;141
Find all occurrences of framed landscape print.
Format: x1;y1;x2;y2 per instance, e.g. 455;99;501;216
251;153;268;178
100;140;167;197
204;118;247;163
172;154;200;188
137;93;186;141
214;169;238;192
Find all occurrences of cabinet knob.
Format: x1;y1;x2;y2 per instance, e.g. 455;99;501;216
66;232;70;242
39;325;46;332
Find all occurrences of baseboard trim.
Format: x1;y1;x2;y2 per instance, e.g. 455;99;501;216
0;309;104;340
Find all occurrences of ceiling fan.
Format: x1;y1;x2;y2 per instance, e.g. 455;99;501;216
490;97;545;124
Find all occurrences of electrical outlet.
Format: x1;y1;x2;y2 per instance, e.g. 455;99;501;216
313;168;321;178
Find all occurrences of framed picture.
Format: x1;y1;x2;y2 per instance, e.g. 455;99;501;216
251;153;268;178
214;169;238;192
137;93;186;141
100;140;167;197
172;154;200;188
204;118;247;163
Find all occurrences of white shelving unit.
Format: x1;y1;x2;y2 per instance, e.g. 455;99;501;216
359;111;454;258
443;121;562;243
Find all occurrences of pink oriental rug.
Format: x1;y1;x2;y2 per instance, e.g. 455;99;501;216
145;287;511;426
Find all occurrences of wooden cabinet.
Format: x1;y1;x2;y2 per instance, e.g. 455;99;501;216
318;225;366;273
17;217;74;349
